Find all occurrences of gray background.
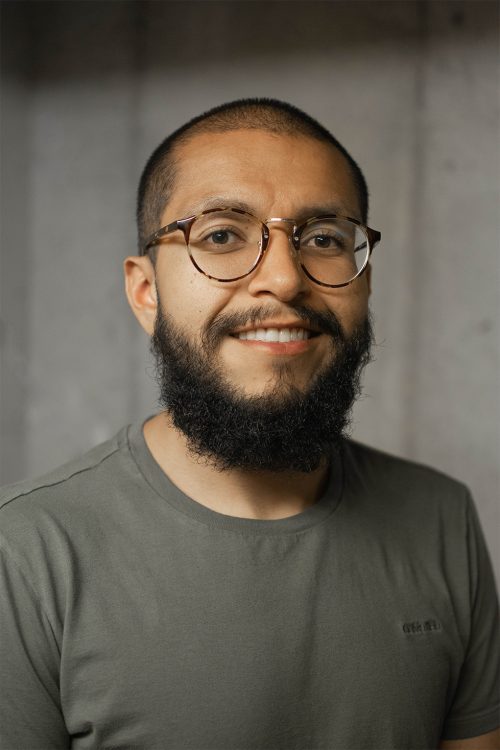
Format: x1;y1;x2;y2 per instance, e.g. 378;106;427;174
1;0;499;583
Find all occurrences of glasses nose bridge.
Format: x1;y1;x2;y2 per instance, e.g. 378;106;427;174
263;217;300;251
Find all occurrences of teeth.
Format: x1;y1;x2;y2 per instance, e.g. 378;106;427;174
236;328;311;342
265;328;279;342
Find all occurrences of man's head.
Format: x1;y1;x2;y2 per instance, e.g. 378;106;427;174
136;98;369;254
125;99;376;472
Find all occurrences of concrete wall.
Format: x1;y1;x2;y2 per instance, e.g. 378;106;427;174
1;0;498;582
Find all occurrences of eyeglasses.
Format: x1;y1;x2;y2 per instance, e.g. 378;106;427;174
141;207;381;288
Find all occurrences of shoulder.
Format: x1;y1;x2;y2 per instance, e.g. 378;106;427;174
0;424;149;629
1;426;129;508
0;425;136;550
340;438;475;542
342;438;470;504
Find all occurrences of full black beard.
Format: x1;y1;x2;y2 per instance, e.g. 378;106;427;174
151;303;373;473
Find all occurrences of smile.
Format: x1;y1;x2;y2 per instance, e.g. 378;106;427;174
235;327;316;342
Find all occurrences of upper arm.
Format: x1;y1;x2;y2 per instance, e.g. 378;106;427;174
0;547;69;749
439;727;500;749
440;492;499;742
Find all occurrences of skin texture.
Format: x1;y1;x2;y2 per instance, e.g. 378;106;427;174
125;129;371;520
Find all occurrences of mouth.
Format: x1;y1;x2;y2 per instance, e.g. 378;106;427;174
226;323;324;357
230;327;320;343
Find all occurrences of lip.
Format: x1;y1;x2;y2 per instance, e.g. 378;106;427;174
235;339;313;357
230;334;322;356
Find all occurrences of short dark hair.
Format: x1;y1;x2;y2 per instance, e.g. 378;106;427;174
136;98;369;253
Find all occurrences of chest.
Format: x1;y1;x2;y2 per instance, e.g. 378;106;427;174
60;531;463;749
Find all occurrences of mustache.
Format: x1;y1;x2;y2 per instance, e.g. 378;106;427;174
202;304;346;351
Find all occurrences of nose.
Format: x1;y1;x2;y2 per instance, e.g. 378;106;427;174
246;221;309;302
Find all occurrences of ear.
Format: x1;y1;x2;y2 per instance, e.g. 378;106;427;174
124;255;158;335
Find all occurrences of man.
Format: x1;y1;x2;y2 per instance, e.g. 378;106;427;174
1;99;498;750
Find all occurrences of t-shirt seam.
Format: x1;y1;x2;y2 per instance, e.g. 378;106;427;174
0;545;62;656
0;445;122;512
125;424;344;538
445;702;500;726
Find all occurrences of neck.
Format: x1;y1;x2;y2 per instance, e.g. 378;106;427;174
143;412;331;521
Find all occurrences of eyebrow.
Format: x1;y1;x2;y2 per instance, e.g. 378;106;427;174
181;196;354;222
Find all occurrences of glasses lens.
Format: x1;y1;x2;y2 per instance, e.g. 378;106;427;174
188;210;262;280
299;218;370;285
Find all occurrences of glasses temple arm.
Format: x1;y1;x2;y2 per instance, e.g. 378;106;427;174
142;220;181;254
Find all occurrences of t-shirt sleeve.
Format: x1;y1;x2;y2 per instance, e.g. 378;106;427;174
441;491;500;740
0;545;70;750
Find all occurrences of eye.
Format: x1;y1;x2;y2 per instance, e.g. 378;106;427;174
300;231;346;254
207;230;231;244
313;234;343;249
200;227;244;245
192;224;249;254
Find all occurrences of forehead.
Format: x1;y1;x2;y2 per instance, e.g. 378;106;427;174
164;129;360;221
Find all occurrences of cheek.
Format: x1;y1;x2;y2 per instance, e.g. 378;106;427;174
156;257;235;337
321;279;370;333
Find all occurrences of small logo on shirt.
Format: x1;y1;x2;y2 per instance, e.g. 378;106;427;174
402;618;442;635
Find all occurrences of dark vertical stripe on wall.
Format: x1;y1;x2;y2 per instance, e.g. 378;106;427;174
127;0;150;423
404;0;428;457
0;2;32;484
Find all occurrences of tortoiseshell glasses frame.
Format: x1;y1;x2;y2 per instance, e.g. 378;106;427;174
141;206;381;288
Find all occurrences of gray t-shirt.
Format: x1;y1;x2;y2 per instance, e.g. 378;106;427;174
1;420;498;750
